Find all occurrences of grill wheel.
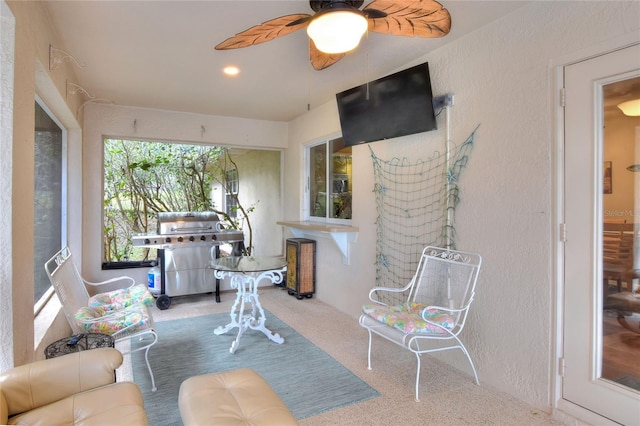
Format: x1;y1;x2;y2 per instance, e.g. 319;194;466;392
156;294;172;310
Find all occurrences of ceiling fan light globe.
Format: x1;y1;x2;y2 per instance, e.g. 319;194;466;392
617;98;640;116
307;10;368;54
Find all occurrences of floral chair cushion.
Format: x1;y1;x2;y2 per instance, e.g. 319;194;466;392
362;302;455;334
74;305;150;335
88;284;154;311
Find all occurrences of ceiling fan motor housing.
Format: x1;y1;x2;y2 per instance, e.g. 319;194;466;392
310;0;365;12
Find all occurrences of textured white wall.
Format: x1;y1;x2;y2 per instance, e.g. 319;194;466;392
286;0;640;411
4;0;83;366
232;150;283;256
0;0;15;371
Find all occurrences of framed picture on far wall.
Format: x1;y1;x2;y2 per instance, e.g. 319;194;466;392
603;161;612;194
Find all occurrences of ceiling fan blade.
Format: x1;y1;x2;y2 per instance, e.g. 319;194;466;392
362;7;387;19
365;0;451;38
215;14;312;50
309;39;346;70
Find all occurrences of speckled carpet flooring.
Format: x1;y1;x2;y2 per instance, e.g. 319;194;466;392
117;287;581;426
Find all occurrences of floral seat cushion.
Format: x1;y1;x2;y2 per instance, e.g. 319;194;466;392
88;284;154;311
74;305;150;335
362;302;455;334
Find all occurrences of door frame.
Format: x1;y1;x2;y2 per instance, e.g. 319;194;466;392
552;32;640;425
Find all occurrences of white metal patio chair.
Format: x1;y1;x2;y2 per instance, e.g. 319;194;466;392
359;246;482;401
44;246;158;391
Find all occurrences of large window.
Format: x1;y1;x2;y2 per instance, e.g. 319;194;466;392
306;137;352;222
103;140;281;264
103;139;228;265
34;100;65;311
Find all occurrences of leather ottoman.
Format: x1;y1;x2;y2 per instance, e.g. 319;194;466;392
178;368;297;426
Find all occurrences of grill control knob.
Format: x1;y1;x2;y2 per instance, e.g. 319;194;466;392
189;236;195;242
144;238;151;245
212;234;217;240
165;237;171;243
177;236;184;242
200;235;206;241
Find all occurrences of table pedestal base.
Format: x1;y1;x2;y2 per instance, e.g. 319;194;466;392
213;269;284;354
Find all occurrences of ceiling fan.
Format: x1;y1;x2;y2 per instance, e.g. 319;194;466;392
215;0;451;70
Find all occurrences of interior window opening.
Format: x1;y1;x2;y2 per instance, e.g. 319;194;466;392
103;139;281;267
307;137;352;223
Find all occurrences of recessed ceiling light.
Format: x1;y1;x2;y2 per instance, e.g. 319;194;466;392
223;66;240;76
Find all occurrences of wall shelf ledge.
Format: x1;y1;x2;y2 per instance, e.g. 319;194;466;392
277;221;358;264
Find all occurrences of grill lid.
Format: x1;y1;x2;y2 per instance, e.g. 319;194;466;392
157;211;221;235
131;211;243;248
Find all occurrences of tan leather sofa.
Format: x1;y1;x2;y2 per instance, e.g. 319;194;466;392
0;348;147;425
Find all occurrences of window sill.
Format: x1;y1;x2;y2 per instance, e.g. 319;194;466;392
102;260;156;270
277;221;358;264
34;294;66;359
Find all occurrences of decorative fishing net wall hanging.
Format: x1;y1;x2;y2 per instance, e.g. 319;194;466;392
370;126;478;301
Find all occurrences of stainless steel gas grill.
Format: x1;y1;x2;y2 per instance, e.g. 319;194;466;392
132;212;244;309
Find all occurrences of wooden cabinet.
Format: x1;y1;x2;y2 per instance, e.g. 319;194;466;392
286;238;316;299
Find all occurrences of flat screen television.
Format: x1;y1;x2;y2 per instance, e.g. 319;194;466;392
336;62;437;146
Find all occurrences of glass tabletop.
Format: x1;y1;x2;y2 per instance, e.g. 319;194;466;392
208;256;286;273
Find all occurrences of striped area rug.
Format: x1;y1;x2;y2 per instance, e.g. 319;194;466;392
132;311;379;425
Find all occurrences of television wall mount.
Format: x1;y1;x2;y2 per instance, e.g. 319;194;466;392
433;93;454;110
